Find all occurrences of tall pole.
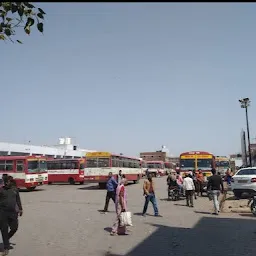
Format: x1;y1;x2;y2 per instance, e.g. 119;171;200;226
245;106;252;167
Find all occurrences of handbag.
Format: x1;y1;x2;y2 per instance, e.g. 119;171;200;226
119;211;133;227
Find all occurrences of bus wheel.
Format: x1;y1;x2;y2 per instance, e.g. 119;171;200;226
27;187;36;191
68;178;75;185
99;183;106;189
79;181;84;185
48;182;52;185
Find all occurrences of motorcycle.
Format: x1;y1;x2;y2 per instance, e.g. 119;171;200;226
248;195;256;216
168;186;180;201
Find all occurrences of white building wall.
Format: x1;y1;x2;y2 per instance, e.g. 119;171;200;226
0;142;96;158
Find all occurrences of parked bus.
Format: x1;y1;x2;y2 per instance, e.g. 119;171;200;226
146;161;165;177
47;158;85;185
215;156;230;177
0;155;48;191
179;151;216;180
140;159;147;177
85;152;143;188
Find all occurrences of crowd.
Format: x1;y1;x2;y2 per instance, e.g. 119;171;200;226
101;168;226;236
0;175;23;256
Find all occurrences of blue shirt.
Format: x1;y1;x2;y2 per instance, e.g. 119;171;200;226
106;177;118;192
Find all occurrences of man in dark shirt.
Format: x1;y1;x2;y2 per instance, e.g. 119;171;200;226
5;176;23;240
207;169;224;215
103;172;118;213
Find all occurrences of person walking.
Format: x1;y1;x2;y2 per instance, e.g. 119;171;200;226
110;177;128;236
0;178;11;256
103;172;118;213
207;169;224;215
117;170;123;184
196;170;204;197
4;176;23;241
142;174;162;217
183;173;195;207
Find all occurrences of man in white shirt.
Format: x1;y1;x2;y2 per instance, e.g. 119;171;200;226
183;174;195;207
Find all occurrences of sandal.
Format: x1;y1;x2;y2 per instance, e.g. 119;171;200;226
110;231;118;236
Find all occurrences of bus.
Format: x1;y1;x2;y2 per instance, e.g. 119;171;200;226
164;162;176;175
179;151;216;180
140;159;147;177
0;155;48;191
85;152;143;188
146;161;165;177
47;158;85;185
215;156;230;177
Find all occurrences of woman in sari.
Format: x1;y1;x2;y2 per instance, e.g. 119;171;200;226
110;176;127;236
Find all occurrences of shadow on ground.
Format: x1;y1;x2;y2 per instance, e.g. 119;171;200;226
103;216;256;256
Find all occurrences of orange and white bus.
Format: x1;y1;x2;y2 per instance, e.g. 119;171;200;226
146;161;165;177
0;155;48;191
47;158;85;185
179;151;216;180
85;152;143;188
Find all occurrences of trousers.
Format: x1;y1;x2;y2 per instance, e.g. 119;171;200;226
7;212;19;239
0;211;9;250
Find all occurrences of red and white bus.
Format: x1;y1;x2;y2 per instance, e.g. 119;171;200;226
47;158;85;185
146;161;165;177
0;155;48;191
85;152;143;188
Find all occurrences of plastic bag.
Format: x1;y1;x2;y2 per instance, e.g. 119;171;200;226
119;211;133;227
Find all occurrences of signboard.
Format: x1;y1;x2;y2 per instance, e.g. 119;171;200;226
180;154;212;159
86;152;111;158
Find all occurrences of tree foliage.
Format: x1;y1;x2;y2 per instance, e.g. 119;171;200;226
0;2;46;43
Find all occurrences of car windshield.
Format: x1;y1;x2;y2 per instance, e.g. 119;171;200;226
197;159;212;169
216;161;229;167
147;163;163;169
236;169;256;175
180;159;195;170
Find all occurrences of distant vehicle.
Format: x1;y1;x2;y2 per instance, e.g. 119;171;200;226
0;155;48;191
215;156;230;176
47;158;85;185
164;162;176;175
140;160;147;177
231;167;256;198
179;151;215;180
146;161;165;177
85;152;143;188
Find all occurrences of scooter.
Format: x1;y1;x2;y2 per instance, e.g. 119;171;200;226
248;195;256;216
168;186;180;201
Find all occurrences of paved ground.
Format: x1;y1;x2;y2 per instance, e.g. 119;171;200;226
3;177;256;256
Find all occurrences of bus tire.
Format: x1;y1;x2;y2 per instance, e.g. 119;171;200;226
68;177;75;185
27;187;36;191
99;183;106;189
48;182;52;185
79;181;84;185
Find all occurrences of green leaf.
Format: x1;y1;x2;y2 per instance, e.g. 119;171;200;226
24;26;30;35
26;17;34;27
18;7;24;17
16;39;22;44
23;2;35;8
38;8;46;15
4;28;11;36
0;34;5;40
37;22;43;33
11;4;18;13
6;17;12;22
37;13;44;19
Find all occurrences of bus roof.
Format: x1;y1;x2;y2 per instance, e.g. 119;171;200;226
86;151;141;161
46;158;84;162
180;151;213;156
0;155;47;160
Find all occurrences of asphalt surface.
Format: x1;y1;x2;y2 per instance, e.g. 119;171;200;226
3;177;256;256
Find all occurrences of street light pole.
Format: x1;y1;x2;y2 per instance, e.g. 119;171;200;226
239;98;252;167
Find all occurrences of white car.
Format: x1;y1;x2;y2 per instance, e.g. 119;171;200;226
231;167;256;198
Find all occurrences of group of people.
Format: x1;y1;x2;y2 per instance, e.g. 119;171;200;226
167;169;224;214
0;174;23;256
103;170;162;236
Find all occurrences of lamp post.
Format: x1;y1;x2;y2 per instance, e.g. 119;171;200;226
239;98;252;167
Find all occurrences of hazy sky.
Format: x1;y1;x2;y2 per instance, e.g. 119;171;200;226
2;3;256;157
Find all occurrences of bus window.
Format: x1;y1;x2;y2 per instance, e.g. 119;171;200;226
5;160;13;171
98;158;109;167
0;160;5;171
86;158;98;168
17;160;24;172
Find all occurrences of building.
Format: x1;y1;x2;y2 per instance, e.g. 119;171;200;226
0;137;96;159
140;151;167;162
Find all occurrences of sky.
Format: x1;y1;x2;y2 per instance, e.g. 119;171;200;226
2;3;256;157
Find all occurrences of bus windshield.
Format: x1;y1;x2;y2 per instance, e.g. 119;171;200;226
216;161;229;168
147;163;163;169
86;158;110;168
197;159;212;169
180;159;195;170
39;160;47;172
28;160;47;173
